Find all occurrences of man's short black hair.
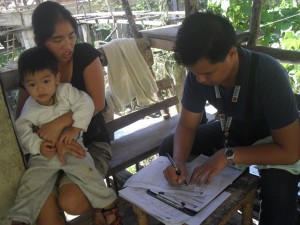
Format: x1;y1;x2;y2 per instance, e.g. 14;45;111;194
18;47;58;83
174;11;237;66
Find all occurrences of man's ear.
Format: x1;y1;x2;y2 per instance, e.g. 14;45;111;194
228;47;237;60
55;73;61;84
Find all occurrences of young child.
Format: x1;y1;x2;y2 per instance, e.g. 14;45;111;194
9;47;118;225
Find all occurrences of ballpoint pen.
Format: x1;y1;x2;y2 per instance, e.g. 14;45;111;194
166;153;188;186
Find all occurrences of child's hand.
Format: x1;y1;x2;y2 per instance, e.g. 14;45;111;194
59;127;81;144
40;141;56;158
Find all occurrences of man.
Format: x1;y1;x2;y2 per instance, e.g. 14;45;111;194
159;11;300;225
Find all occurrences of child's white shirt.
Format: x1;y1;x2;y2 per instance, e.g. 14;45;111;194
16;83;95;155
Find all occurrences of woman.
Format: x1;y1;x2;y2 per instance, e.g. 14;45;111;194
16;2;122;225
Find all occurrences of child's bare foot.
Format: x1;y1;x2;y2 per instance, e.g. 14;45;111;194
93;204;123;225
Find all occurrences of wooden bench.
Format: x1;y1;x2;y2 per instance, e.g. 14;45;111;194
103;77;180;192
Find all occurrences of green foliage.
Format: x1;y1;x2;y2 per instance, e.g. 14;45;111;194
208;0;300;93
92;0;109;11
93;0;123;11
281;30;300;50
96;24;113;42
152;50;176;80
0;47;24;68
131;0;160;11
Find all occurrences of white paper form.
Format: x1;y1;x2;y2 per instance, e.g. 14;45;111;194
184;191;231;225
120;154;244;224
119;186;231;225
120;187;189;225
124;155;244;198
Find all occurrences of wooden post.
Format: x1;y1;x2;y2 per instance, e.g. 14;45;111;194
248;0;263;46
185;0;199;17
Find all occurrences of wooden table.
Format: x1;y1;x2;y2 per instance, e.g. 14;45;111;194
140;25;249;51
140;25;179;51
131;172;259;225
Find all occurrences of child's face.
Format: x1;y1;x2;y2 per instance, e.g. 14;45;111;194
23;69;60;106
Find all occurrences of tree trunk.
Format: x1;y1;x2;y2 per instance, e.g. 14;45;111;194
248;0;263;46
121;0;142;38
185;0;199;17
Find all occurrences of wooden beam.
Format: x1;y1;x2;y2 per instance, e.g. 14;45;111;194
243;45;300;64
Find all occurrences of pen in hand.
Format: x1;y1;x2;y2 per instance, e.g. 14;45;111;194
166;153;188;186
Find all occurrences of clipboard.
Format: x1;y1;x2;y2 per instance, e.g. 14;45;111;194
146;189;197;216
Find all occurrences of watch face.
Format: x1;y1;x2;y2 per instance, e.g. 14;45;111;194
225;148;234;157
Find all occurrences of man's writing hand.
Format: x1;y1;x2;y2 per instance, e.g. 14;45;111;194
40;141;56;158
163;162;188;186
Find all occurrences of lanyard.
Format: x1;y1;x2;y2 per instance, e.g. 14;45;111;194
214;84;241;147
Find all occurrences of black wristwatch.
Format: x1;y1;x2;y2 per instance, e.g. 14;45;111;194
224;147;235;165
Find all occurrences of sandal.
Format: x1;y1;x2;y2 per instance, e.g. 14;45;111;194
101;204;123;225
93;210;107;225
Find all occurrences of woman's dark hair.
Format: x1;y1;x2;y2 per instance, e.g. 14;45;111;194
174;11;237;66
18;47;58;83
32;1;78;46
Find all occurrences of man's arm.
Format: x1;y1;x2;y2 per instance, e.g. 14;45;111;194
233;119;300;165
173;107;203;164
164;107;203;186
189;119;300;185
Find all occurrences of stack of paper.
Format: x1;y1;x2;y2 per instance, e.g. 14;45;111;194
119;155;244;225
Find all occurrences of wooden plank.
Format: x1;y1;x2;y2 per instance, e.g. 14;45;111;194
140;25;179;42
140;25;249;50
243;45;300;64
156;77;174;90
106;96;179;134
107;115;179;176
0;69;19;92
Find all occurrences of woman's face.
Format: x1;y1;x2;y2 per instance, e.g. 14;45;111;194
44;20;76;63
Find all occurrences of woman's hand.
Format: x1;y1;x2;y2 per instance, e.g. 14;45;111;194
37;120;64;143
37;112;73;143
190;149;227;185
59;127;81;144
163;161;188;186
56;140;86;165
